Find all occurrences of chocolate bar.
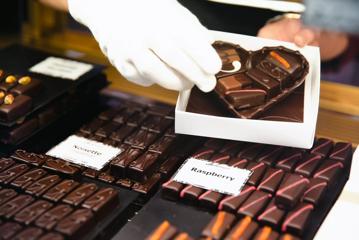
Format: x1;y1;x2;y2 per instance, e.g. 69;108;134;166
213;42;309;119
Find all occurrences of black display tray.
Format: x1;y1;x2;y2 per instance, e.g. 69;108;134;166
114;153;352;240
0;44;105;126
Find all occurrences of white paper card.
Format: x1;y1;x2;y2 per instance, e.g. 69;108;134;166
172;158;251;195
29;57;93;80
47;135;122;170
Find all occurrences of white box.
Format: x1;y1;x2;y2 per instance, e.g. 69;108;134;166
175;31;320;149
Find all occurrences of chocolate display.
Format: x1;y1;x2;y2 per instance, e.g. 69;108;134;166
212;41;309;119
0;158;123;240
161;137;353;239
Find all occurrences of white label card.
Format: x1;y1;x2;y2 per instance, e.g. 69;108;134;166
47;135;122;170
29;56;93;80
172;158;252;195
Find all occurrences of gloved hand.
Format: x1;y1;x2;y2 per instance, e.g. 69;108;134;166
68;0;222;92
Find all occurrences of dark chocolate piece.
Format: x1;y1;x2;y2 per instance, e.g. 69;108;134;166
0;188;18;205
256;145;285;166
125;129;158;149
82;168;99;178
14;200;53;225
110;125;136;142
226;89;266;109
11;168;47;189
227;158;248;168
55;208;94;239
141;115;172;133
159;156;182;176
266;50;302;75
191;147;215;160
112;108;135;124
0;163;30;184
253;226;279;240
126;111;148;126
12;149;48;166
0;75;17;91
116;178;133;188
95;122;120;138
110;147;143;177
43;179;80;202
302;178;327;205
0;95;32;121
145;220;177;240
237;143;264;161
38;233;65;240
275;174;309;209
3;118;38;144
128;152;160;181
0;194;34;218
0;158;15;171
216;73;252;95
256;59;290;88
224;216;258;240
148;136;175;154
179;185;205;202
25;175;61;197
257;168;285;193
202;211;236;240
257;199;286;228
98;108;119;121
313;160;344;182
97;170;116;183
220;141;243;156
82;187;118;217
0;222;23;240
329;142;352;164
42;158;79;175
276;148;303;171
62;183;98;206
310;138;334;158
162;180;185;200
10;77;42;96
218;185;255;212
210;152;231;164
294;153;323;177
281;203;314;236
246;162;267;186
12;227;43;240
132;173;161;194
35;204;73;230
237;191;271;218
246;68;280;98
79;118;105;134
198;190;223;210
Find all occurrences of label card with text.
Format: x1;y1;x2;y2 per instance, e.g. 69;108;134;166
29;57;93;80
47;135;122;170
172;158;252;195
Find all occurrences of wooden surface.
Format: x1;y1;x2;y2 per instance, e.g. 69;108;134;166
3;29;359;146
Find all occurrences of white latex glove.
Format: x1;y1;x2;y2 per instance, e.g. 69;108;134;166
68;0;222;92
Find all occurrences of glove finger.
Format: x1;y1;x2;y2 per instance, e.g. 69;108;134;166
113;58;154;87
150;39;217;92
173;32;221;76
131;49;194;91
